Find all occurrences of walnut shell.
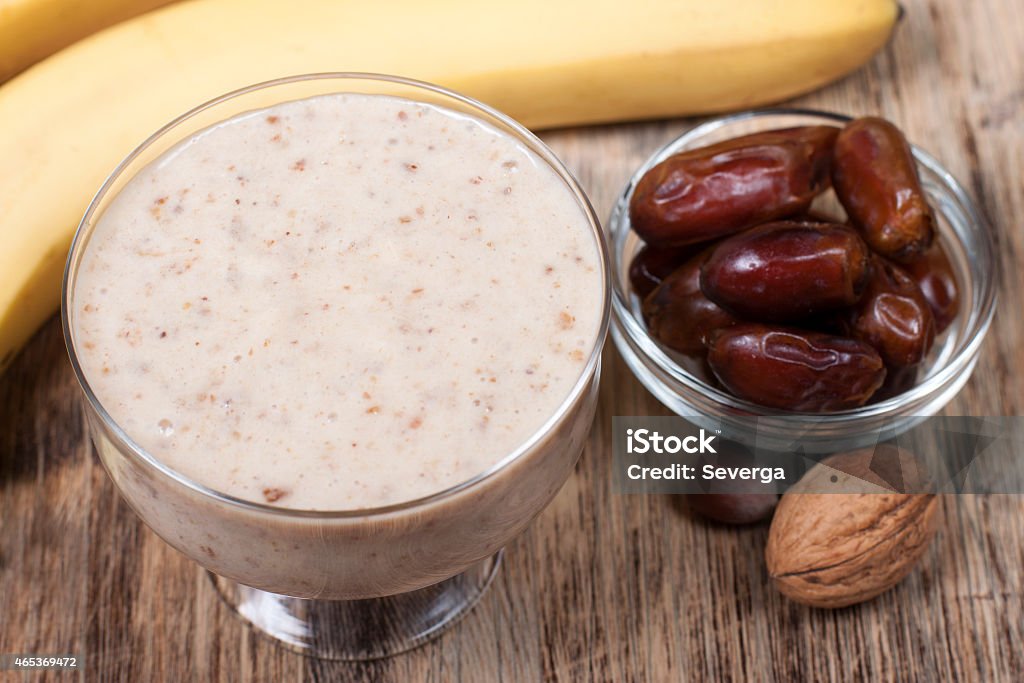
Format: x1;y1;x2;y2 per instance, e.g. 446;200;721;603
766;446;940;608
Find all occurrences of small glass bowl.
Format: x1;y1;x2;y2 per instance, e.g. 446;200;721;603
609;109;998;452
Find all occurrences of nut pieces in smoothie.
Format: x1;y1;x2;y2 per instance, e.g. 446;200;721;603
629;116;961;411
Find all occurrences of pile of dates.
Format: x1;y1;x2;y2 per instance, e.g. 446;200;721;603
629;117;960;412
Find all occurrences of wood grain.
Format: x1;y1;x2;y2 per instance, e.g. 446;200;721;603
2;0;1023;679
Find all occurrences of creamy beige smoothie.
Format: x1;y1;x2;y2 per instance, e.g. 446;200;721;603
69;85;606;599
73;93;603;512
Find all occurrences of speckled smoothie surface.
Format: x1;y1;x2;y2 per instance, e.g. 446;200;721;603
73;93;603;510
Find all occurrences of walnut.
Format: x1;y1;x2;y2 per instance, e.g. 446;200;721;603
766;446;940;608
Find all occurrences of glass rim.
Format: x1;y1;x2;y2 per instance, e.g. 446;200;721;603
609;107;999;423
61;72;612;519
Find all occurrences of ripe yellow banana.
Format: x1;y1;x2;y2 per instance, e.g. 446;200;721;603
0;0;177;82
0;0;898;374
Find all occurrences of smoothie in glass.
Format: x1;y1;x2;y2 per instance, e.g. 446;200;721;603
66;84;606;601
74;92;602;510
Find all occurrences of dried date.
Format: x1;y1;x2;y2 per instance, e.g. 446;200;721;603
707;324;886;411
700;221;870;322
686;492;779;525
642;252;739;356
684;441;779;524
904;243;960;333
629;126;838;247
832;117;935;262
628;244;698;299
845;256;935;368
870;365;920;403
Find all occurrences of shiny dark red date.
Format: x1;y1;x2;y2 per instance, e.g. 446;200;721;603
629;126;839;247
685;492;779;525
845;256;935;368
707;324;886;411
700;221;870;322
628;244;698;299
642;252;739;356
904;243;960;333
870;365;920;403
832;117;935;262
683;441;778;524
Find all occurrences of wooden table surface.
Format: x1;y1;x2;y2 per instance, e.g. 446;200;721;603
2;0;1023;680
